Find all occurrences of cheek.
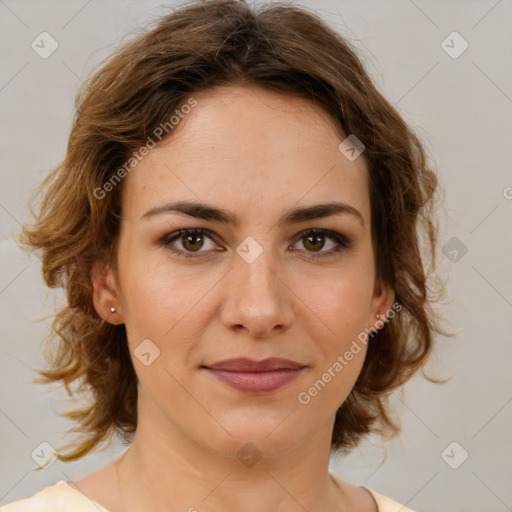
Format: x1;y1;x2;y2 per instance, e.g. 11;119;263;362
118;236;188;320
305;267;375;344
299;284;371;414
299;252;375;401
118;248;223;362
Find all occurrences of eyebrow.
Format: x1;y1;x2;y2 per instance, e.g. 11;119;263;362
141;200;364;228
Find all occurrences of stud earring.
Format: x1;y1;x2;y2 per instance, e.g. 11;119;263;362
110;307;117;313
376;313;386;320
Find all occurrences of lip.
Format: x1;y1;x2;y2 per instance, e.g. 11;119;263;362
204;358;306;393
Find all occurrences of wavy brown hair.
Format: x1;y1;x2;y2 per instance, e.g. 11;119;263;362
18;0;447;464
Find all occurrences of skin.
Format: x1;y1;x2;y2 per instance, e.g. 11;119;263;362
77;84;395;512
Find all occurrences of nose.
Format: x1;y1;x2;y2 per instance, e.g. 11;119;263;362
220;248;294;339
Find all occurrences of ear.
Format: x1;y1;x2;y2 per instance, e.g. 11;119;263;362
370;277;396;330
91;261;124;325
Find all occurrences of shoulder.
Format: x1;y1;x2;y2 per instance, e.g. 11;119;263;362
361;485;417;512
0;480;110;512
332;474;417;512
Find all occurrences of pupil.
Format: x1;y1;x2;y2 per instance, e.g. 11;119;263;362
305;235;324;251
184;234;203;251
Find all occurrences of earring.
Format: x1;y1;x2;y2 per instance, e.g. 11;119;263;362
376;313;386;320
110;307;117;313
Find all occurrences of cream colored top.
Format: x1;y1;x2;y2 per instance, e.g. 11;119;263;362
0;479;416;511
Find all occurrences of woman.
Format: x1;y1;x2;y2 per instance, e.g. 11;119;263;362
3;0;445;510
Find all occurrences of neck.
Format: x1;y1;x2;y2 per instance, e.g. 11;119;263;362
115;407;352;512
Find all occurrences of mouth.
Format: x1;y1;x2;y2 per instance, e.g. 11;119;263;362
202;358;307;393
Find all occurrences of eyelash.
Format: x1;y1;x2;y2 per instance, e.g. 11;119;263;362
159;228;352;260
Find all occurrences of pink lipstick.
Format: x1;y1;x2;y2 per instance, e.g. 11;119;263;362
204;357;306;393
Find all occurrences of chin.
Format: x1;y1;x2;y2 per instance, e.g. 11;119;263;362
194;411;312;460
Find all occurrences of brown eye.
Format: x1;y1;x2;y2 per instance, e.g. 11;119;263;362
181;233;205;252
292;228;351;259
302;234;326;252
160;228;218;258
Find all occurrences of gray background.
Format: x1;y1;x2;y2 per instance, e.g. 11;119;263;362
1;1;511;511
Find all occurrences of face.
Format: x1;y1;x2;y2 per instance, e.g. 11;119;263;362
93;85;394;457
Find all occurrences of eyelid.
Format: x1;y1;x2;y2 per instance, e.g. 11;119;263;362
290;228;352;259
159;227;352;259
292;228;351;248
159;228;220;258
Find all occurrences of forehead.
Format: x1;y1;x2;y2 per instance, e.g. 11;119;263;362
120;85;369;225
